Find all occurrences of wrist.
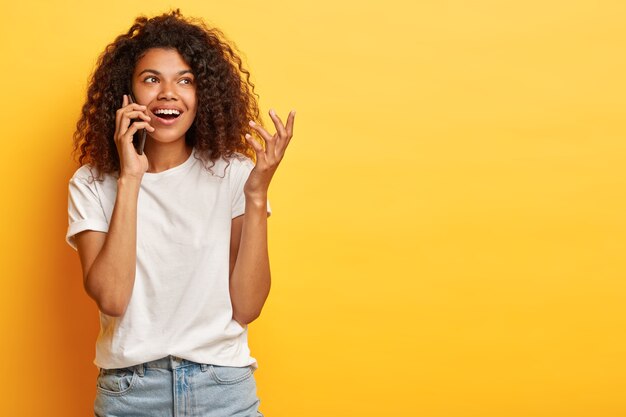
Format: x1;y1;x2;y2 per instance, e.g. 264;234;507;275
244;192;267;207
118;175;142;188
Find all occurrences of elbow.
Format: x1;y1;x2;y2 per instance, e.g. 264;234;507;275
233;310;260;326
230;274;271;326
84;279;128;317
233;295;269;326
98;299;127;317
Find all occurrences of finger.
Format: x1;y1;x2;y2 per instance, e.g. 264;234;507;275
265;133;277;162
116;95;129;130
116;102;147;133
124;110;151;122
285;110;295;139
118;102;147;117
248;121;277;159
122;121;155;141
248;120;273;144
269;109;287;139
247;121;274;159
119;109;150;136
245;133;265;161
262;120;277;159
125;103;148;113
277;110;296;156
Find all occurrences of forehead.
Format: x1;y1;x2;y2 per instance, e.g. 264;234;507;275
134;48;191;73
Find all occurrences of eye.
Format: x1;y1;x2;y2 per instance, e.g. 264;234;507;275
179;78;194;85
143;76;158;83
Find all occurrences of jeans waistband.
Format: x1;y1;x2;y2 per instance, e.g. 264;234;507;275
129;355;209;377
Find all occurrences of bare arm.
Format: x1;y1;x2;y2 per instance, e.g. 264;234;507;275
229;197;271;326
74;95;152;316
229;108;295;325
75;177;141;317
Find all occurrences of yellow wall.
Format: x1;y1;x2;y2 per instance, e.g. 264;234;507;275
1;1;625;416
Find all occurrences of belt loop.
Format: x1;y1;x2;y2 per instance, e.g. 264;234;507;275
136;363;145;377
200;363;208;372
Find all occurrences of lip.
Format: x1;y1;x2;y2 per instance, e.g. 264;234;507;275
149;108;184;126
152;114;181;126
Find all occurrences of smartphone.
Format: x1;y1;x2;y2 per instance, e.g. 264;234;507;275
127;92;147;155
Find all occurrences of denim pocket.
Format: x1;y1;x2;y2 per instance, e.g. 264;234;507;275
209;364;253;385
96;367;137;396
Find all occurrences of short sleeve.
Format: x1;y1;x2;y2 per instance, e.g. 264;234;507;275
66;170;109;251
230;156;272;219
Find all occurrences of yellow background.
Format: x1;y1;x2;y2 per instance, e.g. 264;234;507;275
1;0;625;416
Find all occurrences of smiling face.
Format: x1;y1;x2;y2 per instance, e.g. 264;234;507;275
131;47;197;145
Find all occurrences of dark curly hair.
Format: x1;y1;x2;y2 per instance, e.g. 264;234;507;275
71;9;262;179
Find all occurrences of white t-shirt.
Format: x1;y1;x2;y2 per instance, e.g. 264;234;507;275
65;148;271;371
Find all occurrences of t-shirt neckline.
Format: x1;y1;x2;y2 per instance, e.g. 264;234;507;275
141;148;196;181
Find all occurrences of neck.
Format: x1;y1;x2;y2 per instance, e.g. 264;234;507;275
143;139;192;173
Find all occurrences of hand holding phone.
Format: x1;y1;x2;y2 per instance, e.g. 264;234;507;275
128;93;147;155
113;94;153;180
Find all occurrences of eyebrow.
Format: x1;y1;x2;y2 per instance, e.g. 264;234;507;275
138;69;194;76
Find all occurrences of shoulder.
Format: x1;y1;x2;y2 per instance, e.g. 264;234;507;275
70;164;96;183
226;152;253;164
195;151;253;178
202;152;254;179
69;164;115;186
225;152;254;173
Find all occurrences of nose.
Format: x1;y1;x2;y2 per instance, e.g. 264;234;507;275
157;82;177;100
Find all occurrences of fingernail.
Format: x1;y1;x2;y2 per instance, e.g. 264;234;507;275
249;120;255;126
292;110;296;115
270;109;276;116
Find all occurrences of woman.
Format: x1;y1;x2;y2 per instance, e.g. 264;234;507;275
66;9;295;417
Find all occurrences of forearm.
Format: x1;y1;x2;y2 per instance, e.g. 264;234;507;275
229;195;271;325
85;177;140;316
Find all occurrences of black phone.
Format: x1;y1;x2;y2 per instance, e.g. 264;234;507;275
127;92;147;155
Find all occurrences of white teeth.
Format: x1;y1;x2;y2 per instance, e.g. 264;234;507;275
154;109;181;115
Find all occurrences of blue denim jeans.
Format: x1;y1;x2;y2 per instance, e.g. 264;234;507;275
94;355;264;417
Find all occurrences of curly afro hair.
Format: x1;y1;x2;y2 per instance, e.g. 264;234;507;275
71;9;262;179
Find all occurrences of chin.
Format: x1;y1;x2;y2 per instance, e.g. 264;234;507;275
148;131;189;144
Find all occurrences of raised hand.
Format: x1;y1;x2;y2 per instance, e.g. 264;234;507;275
114;94;155;180
244;108;295;199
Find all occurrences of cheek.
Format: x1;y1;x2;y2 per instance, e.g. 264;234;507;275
188;90;197;110
187;104;198;121
189;98;198;114
184;92;198;122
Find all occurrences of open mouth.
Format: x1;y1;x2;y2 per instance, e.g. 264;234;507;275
151;108;183;125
